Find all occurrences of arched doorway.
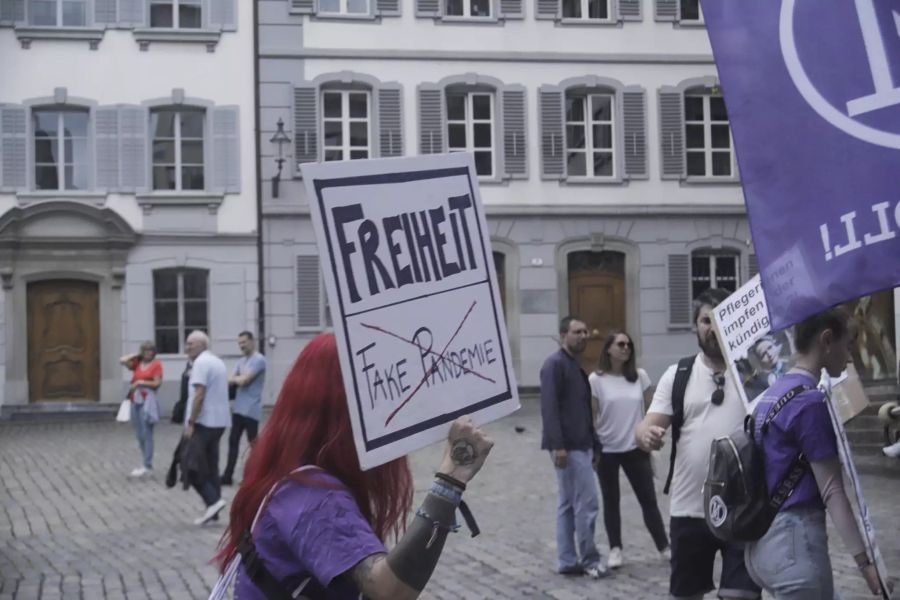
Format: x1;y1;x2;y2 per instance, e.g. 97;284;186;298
568;251;626;373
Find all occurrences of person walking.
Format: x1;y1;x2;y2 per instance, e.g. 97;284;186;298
184;330;231;525
746;307;891;598
540;316;608;580
222;331;266;486
120;341;163;478
589;330;669;569
636;288;760;600
212;333;494;599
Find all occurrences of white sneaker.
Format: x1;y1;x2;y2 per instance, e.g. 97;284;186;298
660;547;672;561
608;547;623;569
194;499;227;525
129;467;147;478
883;440;900;458
584;564;610;579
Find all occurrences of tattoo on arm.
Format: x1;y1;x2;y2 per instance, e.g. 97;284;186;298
348;553;385;594
450;440;476;466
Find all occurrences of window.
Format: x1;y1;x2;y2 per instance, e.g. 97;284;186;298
447;90;494;177
29;0;86;26
150;0;202;28
561;0;608;19
691;252;738;299
322;90;371;162
680;0;702;21
318;0;369;14
565;92;615;178
153;269;209;354
684;94;734;177
151;108;205;191
445;0;490;17
33;109;89;191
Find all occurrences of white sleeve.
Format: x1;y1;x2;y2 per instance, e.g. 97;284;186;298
588;372;601;400
190;357;209;388
638;368;652;391
648;364;677;416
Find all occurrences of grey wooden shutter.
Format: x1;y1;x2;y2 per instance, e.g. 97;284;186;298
119;106;147;191
618;0;640;20
535;0;556;19
208;0;237;30
668;254;691;327
502;86;527;178
0;0;25;22
294;84;319;169
748;254;759;278
415;0;440;17
377;0;401;16
655;0;676;20
290;0;316;14
500;0;523;18
118;0;145;25
622;88;647;179
417;84;444;155
0;105;27;190
539;86;565;179
95;107;120;190
377;85;403;158
295;255;321;330
94;0;117;23
659;89;685;179
211;106;240;193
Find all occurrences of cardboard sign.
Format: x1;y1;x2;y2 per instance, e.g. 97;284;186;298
301;154;519;469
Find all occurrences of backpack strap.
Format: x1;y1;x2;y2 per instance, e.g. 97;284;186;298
663;356;696;495
757;384;814;511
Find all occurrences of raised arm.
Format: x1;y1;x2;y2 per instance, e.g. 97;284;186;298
119;353;139;369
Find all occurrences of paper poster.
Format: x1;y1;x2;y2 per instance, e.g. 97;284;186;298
301;153;519;469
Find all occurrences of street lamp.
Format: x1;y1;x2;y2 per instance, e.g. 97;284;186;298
270;118;291;198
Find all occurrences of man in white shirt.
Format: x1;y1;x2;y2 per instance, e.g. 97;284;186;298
635;289;760;600
184;330;231;525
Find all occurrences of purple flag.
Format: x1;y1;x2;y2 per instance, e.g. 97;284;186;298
703;0;900;330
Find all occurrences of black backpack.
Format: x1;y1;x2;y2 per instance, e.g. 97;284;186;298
702;384;812;543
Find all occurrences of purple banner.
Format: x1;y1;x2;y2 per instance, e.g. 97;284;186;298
703;0;900;330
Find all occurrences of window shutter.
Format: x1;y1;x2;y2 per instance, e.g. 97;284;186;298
667;254;691;327
377;0;401;16
499;0;523;19
294;84;319;170
501;86;527;178
534;0;556;19
377;85;404;158
208;0;237;30
290;0;316;14
618;0;640;20
417;84;444;155
0;0;25;22
0;105;27;190
539;86;565;179
118;0;145;26
94;0;116;23
295;255;322;330
655;0;676;20
95;107;120;190
415;0;440;18
658;89;685;179
211;106;241;193
748;253;759;278
622;87;647;179
119;105;147;191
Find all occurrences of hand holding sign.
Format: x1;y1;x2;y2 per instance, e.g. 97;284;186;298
436;416;494;485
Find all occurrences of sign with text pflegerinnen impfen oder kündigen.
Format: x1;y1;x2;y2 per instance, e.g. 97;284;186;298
301;154;519;470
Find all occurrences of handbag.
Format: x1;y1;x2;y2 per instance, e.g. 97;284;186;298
116;400;131;423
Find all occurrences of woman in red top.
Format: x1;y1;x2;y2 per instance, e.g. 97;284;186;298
120;341;163;477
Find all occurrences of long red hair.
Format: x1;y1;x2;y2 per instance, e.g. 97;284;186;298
216;333;413;569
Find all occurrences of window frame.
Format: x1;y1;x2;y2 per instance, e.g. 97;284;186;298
320;89;373;163
564;91;617;180
690;250;739;299
28;0;88;27
150;107;206;192
679;0;703;23
684;92;735;180
149;0;203;29
31;107;91;192
560;0;611;21
446;89;496;179
152;268;210;355
444;0;492;18
317;0;371;16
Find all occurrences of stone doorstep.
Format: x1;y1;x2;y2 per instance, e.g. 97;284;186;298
0;402;118;422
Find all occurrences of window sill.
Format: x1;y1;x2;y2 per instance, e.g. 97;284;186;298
311;12;381;21
132;28;222;52
436;15;502;24
16;191;108;206
559;176;625;186
557;17;620;27
674;20;705;28
136;193;225;215
15;25;105;49
680;176;740;186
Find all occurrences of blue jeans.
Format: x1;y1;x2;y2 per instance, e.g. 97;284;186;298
552;449;601;570
745;507;841;600
131;402;154;469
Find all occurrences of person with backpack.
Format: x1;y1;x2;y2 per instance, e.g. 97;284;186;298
635;288;760;600
744;307;886;598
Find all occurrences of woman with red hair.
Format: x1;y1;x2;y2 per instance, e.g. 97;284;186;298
212;333;494;599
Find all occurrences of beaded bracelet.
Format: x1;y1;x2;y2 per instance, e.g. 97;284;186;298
434;472;466;491
430;480;463;505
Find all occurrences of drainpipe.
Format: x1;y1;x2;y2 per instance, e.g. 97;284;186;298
252;0;265;353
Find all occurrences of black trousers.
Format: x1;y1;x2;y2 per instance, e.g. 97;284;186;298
595;447;669;551
191;424;225;506
223;413;258;479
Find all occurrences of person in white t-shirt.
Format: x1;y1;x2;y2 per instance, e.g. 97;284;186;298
635;288;760;600
588;330;669;570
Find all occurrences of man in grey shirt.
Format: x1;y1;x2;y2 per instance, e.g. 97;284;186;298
222;330;266;485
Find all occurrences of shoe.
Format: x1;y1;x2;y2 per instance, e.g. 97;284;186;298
558;565;584;576
660;547;672;561
194;499;227;525
883;440;900;458
608;547;623;569
220;475;233;486
129;467;147;478
584;564;610;579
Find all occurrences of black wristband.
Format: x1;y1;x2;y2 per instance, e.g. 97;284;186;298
434;472;466;491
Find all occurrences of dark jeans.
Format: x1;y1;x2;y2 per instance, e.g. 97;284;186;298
192;424;225;507
595;448;669;551
223;413;258;479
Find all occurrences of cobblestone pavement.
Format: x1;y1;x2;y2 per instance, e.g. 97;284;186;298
1;399;898;599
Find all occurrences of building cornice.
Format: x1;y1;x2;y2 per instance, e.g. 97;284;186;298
261;48;715;64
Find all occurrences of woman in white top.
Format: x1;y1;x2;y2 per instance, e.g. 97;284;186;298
589;331;669;569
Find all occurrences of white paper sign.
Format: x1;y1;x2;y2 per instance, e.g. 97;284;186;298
301;154;520;469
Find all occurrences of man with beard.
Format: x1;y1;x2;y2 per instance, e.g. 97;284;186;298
635;289;760;600
541;316;609;580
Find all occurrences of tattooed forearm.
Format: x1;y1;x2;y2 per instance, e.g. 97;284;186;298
349;553;384;593
450;439;476;466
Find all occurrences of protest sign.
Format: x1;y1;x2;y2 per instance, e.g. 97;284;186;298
702;0;900;330
301;154;519;469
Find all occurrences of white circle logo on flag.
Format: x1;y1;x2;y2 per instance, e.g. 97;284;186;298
709;495;728;527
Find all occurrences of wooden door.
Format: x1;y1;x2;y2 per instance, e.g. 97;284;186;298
27;280;100;402
568;251;626;373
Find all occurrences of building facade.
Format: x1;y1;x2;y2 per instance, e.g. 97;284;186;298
0;0;257;415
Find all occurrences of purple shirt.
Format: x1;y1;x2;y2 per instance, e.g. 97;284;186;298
235;470;386;600
753;372;838;511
